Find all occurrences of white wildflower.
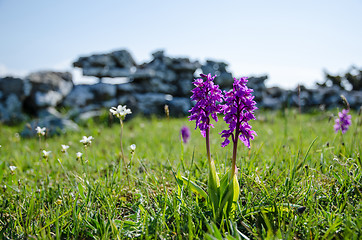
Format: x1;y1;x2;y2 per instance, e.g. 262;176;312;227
130;144;136;153
42;150;51;159
36;126;46;136
9;166;17;173
110;105;132;120
61;144;69;153
76;152;83;160
80;136;94;147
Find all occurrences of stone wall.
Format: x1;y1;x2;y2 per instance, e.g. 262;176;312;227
0;49;361;135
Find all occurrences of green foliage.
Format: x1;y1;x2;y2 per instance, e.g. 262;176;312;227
0;109;361;239
178;166;240;225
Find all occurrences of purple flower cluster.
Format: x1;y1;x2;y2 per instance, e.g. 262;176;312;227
189;74;223;137
180;126;191;143
334;109;352;134
220;77;257;148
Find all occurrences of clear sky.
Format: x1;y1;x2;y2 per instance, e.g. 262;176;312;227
0;0;361;89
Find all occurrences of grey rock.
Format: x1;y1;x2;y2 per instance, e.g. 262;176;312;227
27;71;73;95
134;93;169;115
24;71;74;112
117;83;138;94
101;99;118;108
21;116;79;137
117;94;137;112
168;97;191;116
0;77;31;100
132;69;157;80
316;86;341;108
90;83;117;101
63;85;94;107
111;50;137;68
261;96;282;109
170;58;200;72
266;87;284;98
35;91;63;107
37;107;63;119
347;90;362;109
248;75;268;87
291;90;310;108
82;67;133;78
78;110;104;121
0;94;25;123
149;78;178;94
247;76;268;101
177;79;193;96
73;49;137;78
201;60;234;89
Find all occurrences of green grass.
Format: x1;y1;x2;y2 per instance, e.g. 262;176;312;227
0;109;361;239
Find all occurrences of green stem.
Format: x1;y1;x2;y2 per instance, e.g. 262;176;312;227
232;105;241;178
206;127;211;165
84;146;90;178
231;136;238;178
120;120;124;159
38;136;42;161
120;119;130;186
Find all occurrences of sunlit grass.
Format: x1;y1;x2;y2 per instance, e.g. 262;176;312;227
0;109;361;239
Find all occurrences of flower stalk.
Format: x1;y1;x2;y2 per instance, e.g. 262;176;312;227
189;73;223;220
185;74;257;223
110;105;132;186
36;126;46;160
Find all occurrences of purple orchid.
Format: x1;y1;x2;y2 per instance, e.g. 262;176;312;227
334;109;352;134
220;77;257;175
220;77;257;148
180;126;191;143
189;74;223;137
189;73;223;163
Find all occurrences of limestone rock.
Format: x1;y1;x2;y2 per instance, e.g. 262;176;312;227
21;116;79;137
63;85;94;107
73;49;137;78
24;71;73;113
168;97;191;117
0;77;31;100
134;93;169;115
0;94;25;124
201;60;234;89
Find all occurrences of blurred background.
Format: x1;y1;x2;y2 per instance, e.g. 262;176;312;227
1;0;361;89
0;0;361;132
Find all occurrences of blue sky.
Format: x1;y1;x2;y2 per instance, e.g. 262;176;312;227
0;0;361;88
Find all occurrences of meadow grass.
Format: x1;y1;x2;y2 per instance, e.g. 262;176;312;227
0;109;361;239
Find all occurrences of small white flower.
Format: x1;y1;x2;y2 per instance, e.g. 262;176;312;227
42;150;52;159
36;126;46;136
76;152;83;160
80;136;94;146
61;145;69;153
130;144;136;153
9;166;17;172
110;105;132;120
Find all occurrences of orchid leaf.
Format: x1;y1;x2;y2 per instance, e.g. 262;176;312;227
178;175;208;199
226;174;239;217
208;160;221;219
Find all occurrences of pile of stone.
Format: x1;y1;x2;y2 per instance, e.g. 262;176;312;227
0;48;361;136
69;50;204;117
73;49;137;78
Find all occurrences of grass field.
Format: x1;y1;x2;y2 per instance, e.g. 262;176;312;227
0;109;361;239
